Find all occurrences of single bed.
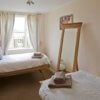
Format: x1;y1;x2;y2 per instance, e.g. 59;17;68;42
39;70;100;100
0;53;50;77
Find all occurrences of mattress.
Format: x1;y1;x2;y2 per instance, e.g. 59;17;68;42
39;70;100;100
0;53;50;73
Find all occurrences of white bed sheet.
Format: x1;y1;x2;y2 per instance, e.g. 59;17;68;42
39;70;100;100
0;53;50;73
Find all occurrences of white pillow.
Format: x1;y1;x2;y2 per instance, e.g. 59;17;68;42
0;47;3;60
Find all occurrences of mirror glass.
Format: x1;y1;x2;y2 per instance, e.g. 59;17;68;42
60;29;77;71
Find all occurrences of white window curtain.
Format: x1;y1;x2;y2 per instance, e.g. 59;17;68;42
0;12;15;55
27;15;38;52
37;14;45;52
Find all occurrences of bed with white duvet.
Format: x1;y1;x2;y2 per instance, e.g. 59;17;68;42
39;70;100;100
0;53;50;77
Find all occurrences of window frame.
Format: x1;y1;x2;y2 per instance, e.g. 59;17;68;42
7;14;33;54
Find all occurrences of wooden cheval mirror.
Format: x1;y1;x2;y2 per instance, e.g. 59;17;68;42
57;22;83;72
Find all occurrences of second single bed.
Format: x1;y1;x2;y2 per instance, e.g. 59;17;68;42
39;70;100;100
0;53;50;77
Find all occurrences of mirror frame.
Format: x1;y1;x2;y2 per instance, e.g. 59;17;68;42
57;22;83;72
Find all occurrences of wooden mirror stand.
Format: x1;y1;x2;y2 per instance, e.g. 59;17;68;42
57;22;83;72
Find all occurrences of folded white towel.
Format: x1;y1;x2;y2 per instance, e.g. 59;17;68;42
54;71;66;79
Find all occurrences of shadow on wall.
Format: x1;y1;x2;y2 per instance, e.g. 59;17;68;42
79;23;100;75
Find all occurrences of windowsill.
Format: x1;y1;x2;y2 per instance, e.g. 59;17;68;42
7;48;34;55
8;48;33;50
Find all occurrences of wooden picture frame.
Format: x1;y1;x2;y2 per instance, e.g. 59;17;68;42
60;14;73;30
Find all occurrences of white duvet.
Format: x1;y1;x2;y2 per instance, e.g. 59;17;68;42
0;53;49;73
39;70;100;100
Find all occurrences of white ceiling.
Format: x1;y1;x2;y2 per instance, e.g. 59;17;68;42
0;0;70;13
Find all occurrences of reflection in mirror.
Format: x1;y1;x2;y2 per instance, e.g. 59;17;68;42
57;22;82;72
60;29;77;71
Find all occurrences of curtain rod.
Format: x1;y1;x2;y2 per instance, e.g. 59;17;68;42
0;10;42;15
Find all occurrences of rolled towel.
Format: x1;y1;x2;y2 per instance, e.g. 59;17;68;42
34;52;41;56
32;52;43;58
53;71;66;84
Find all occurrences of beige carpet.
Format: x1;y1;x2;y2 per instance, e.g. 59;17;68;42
0;70;53;100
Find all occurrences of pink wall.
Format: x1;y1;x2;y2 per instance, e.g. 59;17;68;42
44;0;100;76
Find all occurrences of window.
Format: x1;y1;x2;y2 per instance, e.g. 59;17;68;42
9;15;32;50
